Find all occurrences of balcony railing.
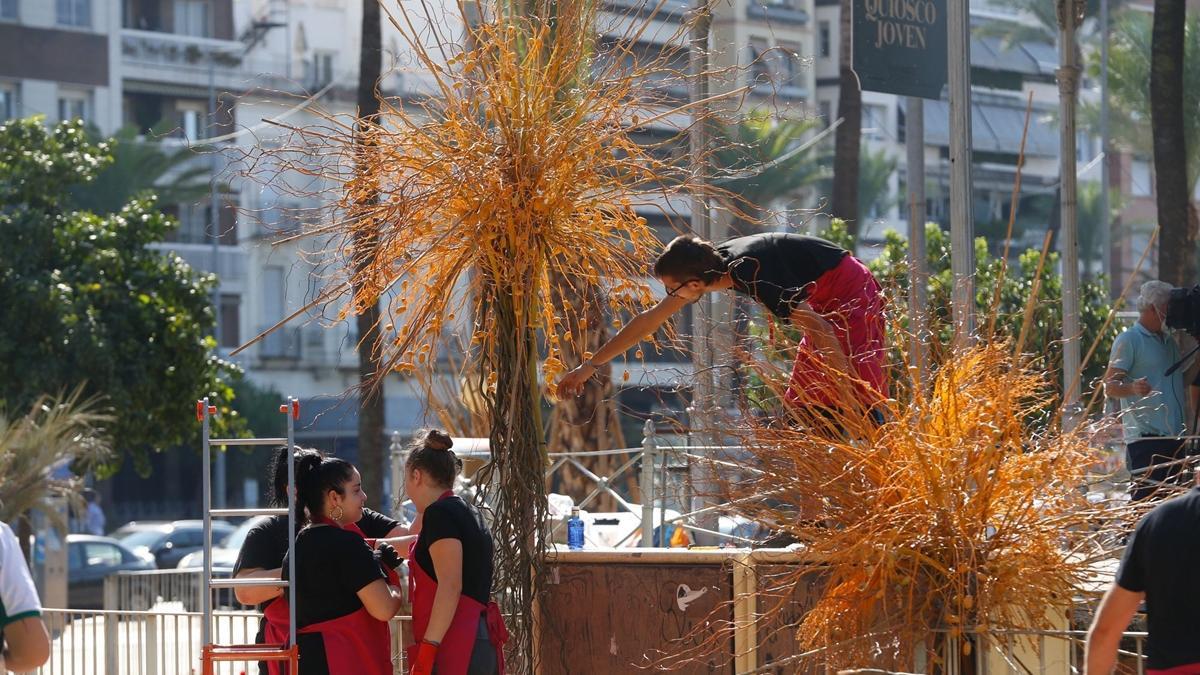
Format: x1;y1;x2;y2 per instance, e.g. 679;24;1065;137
120;28;244;89
258;326;302;361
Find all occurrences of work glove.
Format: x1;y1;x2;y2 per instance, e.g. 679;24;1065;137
410;640;438;675
375;542;403;571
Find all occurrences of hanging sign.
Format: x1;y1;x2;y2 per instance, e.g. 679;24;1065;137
852;0;948;99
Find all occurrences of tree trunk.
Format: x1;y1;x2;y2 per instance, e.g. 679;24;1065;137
480;287;546;673
355;0;387;504
546;274;631;512
832;0;862;238
1151;0;1195;285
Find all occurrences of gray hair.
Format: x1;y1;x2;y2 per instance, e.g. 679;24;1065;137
1136;280;1174;313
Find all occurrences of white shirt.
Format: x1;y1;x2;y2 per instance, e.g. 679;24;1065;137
0;522;42;632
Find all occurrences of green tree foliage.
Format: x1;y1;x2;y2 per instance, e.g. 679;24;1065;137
832;219;1119;399
0;118;242;475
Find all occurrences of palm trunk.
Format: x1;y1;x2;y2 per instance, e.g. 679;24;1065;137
1151;0;1194;285
355;0;386;502
832;0;861;238
546;273;631;511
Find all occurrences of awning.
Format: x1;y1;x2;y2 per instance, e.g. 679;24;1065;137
916;97;1059;157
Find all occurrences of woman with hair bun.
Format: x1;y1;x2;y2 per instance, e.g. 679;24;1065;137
406;430;507;675
280;454;404;675
233;447;413;675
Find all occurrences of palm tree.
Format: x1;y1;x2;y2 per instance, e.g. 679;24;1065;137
1090;10;1200;283
69;125;211;214
712;113;831;234
1151;0;1194;285
0;389;111;558
857;146;897;223
354;0;387;503
832;0;861;237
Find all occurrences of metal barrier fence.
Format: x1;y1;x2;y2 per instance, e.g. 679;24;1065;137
36;608;411;675
102;569;238;613
35;606;1148;675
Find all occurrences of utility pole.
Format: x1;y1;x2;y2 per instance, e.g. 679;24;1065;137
207;53;227;509
947;0;974;345
688;0;718;541
1058;0;1084;428
906;97;928;385
1099;0;1112;293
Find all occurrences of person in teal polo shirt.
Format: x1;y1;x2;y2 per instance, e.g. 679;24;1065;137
1104;280;1195;500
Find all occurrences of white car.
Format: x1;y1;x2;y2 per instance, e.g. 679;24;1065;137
177;516;267;573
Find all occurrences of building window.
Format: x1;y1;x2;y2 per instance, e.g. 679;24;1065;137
176;101;208;141
168;203;208;244
57;0;91;27
777;43;804;90
862;103;887;140
818;21;831;58
311;52;335;87
1130;158;1152;198
173;0;210;37
749;40;771;86
818;100;831;127
0;83;16;120
1;0;17;20
57;89;93;124
219;294;241;349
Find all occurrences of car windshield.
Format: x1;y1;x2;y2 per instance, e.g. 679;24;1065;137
120;529;167;548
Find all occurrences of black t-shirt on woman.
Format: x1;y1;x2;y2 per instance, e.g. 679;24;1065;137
717;233;848;319
282;525;386;628
412;496;494;605
233;509;398;675
234;508;400;581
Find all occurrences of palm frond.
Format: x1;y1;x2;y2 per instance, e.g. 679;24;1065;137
0;387;113;529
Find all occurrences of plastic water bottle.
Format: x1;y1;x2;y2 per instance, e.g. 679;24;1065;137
567;507;585;550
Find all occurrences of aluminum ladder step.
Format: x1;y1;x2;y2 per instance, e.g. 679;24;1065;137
209;437;287;446
210;508;288;518
209;578;288;589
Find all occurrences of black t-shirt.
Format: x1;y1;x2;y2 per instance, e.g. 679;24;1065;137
412;496;494;605
234;509;399;675
717;233;848;319
282;525;386;628
234;508;400;579
1116;487;1200;669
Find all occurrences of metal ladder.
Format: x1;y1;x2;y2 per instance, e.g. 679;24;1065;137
196;397;300;674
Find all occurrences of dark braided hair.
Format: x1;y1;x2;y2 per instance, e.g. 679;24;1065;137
294;453;356;523
404;429;461;488
267;446;324;507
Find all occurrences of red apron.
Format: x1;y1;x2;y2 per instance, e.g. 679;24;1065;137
262;598;390;675
784;254;888;412
407;493;508;675
261;517;399;674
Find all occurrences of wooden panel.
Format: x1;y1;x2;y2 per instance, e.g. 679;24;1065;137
539;563;733;674
755;564;826;674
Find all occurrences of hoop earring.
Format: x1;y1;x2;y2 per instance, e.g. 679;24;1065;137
330;505;344;523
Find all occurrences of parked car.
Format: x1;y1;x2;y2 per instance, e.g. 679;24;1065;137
118;520;235;569
67;535;156;609
107;520;169;541
177;516;267;574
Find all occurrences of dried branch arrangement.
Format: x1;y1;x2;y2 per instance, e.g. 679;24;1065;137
245;0;735;666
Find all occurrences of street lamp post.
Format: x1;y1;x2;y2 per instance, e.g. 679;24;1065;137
947;0;974;345
1058;0;1085;429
